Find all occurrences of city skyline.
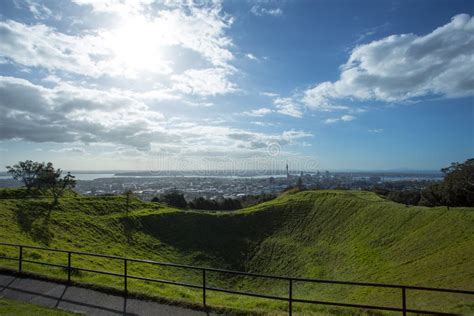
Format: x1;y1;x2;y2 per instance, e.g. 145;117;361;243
0;0;473;171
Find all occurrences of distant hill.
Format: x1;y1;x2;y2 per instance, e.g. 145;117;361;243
0;189;472;315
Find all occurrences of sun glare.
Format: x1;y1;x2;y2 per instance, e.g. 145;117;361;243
106;18;170;76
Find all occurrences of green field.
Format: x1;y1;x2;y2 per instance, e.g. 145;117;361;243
0;189;473;315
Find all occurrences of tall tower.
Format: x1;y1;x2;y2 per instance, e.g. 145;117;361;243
286;162;289;179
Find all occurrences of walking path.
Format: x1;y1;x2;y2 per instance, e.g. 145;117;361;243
0;274;219;315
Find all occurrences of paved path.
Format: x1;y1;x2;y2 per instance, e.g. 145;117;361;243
0;274;220;315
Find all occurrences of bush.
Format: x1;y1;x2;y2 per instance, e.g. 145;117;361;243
0;188;36;199
162;191;187;208
387;190;421;206
189;197;242;211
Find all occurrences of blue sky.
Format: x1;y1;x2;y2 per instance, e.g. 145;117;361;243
0;0;473;171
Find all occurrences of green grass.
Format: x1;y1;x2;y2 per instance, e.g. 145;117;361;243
0;189;473;315
0;298;79;315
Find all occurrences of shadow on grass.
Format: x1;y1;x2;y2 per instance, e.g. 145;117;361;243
15;200;54;246
122;217;135;244
134;211;283;272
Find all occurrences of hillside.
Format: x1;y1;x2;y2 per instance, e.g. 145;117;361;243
0;298;78;316
0;189;473;315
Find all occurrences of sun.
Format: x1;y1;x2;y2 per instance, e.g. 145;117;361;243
105;17;171;76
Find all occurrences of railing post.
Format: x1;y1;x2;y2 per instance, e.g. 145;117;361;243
289;279;293;316
124;259;128;295
67;252;71;283
202;269;206;309
18;246;23;272
402;287;407;316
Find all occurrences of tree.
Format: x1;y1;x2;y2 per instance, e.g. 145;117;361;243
420;158;474;207
387;190;421;206
372;186;389;196
124;190;134;214
37;163;76;206
189;197;214;210
189;197;242;211
420;183;444;206
296;177;304;189
162;190;187;208
441;158;474;207
221;198;242;210
6;160;44;192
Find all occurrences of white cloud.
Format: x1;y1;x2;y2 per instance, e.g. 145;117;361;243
368;128;384;133
0;76;167;150
183;100;214;107
281;130;312;140
171;125;311;153
251;121;275;127
71;0;153;16
354;23;390;45
304;14;474;109
23;0;58;20
49;147;86;154
243;108;273;117
149;5;235;68
341;115;356;121
171;68;237;96
1;0;323;164
273;97;303;118
324;118;339;124
261;91;279;97
0;1;236;84
0;76;312;157
324;115;356;124
0;20;106;77
245;53;259;61
251;5;283;17
0;19;174;78
137;89;181;102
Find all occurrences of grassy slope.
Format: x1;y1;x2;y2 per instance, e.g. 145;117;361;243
0;189;472;315
0;298;79;315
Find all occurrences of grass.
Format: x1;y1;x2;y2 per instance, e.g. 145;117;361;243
0;188;472;315
0;297;79;315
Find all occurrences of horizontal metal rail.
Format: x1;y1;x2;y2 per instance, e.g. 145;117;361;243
0;241;472;315
74;267;124;278
207;286;289;301
128;274;203;290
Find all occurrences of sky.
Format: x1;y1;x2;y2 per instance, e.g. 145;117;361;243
0;0;473;172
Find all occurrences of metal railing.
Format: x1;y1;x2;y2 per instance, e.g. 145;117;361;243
0;242;472;315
